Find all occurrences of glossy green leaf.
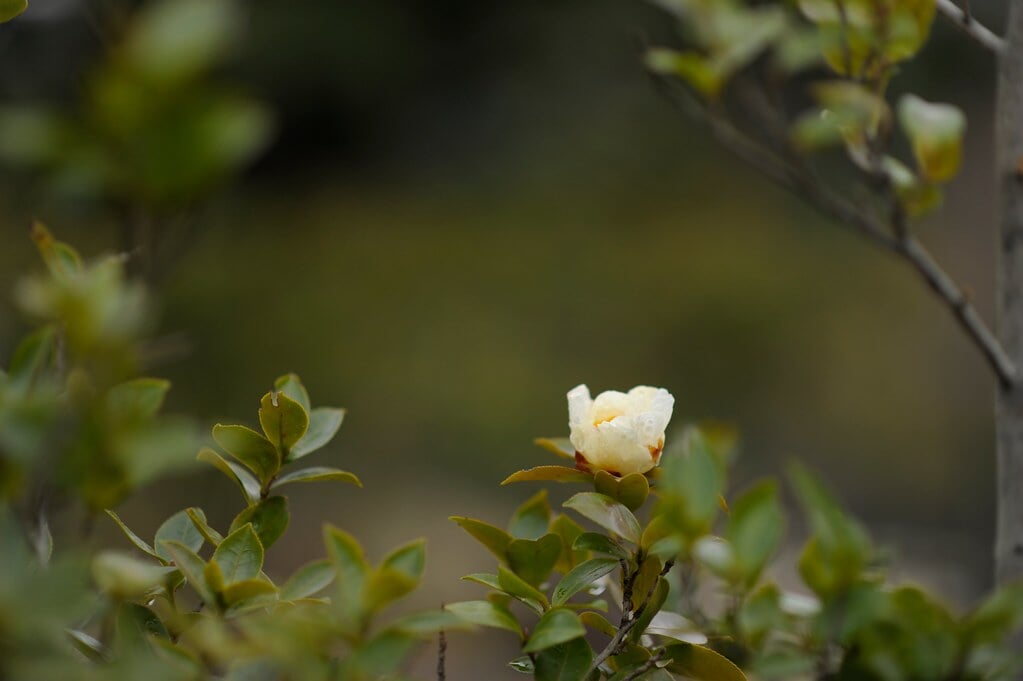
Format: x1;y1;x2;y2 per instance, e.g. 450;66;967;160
461;572;502;590
553;557;619;606
67;630;105;662
534;437;575;459
363;568;418;614
273;373;311;412
222;578;277;607
593;471;650;512
212;424;279;485
509;489;551;539
645;610;704;644
160;539;214;604
382;538;426;579
212;524;264;584
185;507;224;545
270;466;361;490
509;656;536;674
105;510;160;560
542;515;582;575
229;495;288;549
656;427;725;537
258;390;308;456
728;480;784;585
573;533;627;561
498;564;549;609
580;610;616;636
533;636;593;681
450;516;513;561
563;493;641;544
154;510;204;563
445;600;522;635
524;608;587;652
289;407;345;461
324;524;369;632
281;559;335;601
664;643;747;681
197;447;260;504
507;534;561;586
502;466;593;485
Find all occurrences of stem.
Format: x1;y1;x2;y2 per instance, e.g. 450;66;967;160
995;0;1023;587
650;75;1017;388
589;559;675;676
936;0;1006;54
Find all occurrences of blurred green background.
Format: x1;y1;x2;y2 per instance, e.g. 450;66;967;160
0;1;1007;677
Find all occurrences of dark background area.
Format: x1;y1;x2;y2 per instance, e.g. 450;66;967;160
0;1;1009;677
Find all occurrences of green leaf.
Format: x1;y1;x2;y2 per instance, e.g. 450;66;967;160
324;524;369;633
533;637;593;681
258;390;308;456
212;524;264;584
664;643;747;681
92;551;176;600
229;495;289;549
274;373;311;413
342;630;420;677
7;325;56;388
363;568;418;614
450;516;513;561
534;437;575;459
593;471;650;512
382;538;426;579
30;222;80;281
222;578;277;608
502;466;593;485
289;407;345;461
461;572;502;591
498;564;549;610
445;600;522;635
580;611;616;636
280;558;335;601
898;94;966;183
509;490;551;539
656;426;725;537
693;536;736;581
212;424;279;486
105;510;160;560
389;609;473;636
509;656;536;674
645;610;703;644
553;557;619;606
185;507;224;546
270;466;361;490
572;532;628;559
563;493;641;544
160;540;214;604
154;510;204;563
550;514;588;573
106;378;169;422
67;630;105;663
524;608;587;652
728;480;785;585
197;447;260;504
507;534;562;586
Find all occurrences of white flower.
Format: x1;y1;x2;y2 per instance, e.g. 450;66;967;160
567;384;674;477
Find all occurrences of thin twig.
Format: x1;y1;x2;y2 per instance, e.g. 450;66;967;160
436;627;446;681
936;0;1006;54
622;649;667;681
651;75;1018;388
589;559;676;676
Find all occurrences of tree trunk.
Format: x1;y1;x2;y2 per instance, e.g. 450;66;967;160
996;0;1023;586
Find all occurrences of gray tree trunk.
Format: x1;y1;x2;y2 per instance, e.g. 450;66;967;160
996;0;1023;586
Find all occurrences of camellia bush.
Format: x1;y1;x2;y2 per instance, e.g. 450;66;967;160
5;1;1023;681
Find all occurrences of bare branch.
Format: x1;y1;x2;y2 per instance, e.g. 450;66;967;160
937;0;1006;54
650;75;1018;388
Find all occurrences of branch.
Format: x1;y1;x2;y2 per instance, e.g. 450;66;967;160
651;76;1018;389
936;0;1006;54
589;559;675;676
622;649;667;681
